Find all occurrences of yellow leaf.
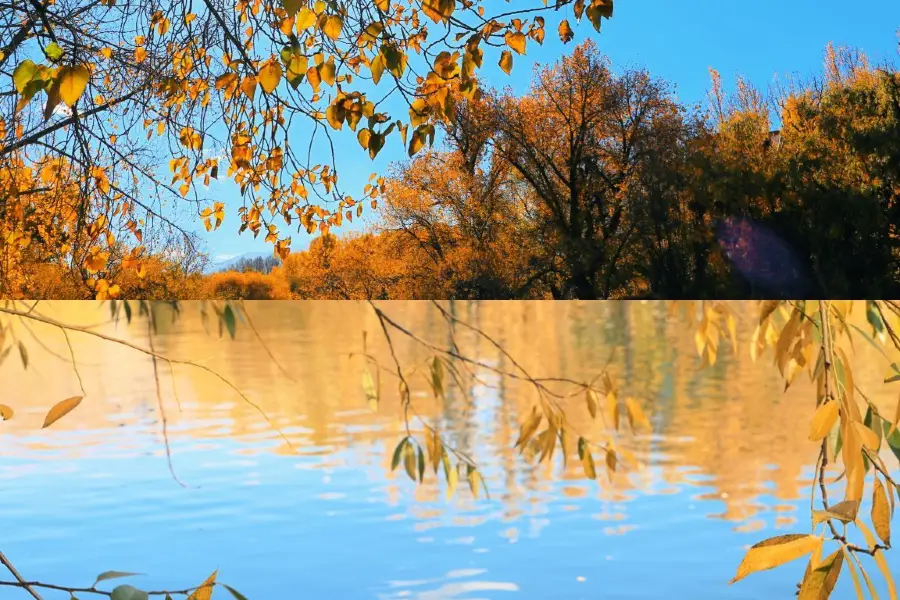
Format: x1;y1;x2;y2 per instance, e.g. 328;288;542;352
873;477;891;547
514;407;542;450
498;50;513;75
403;441;417;482
357;128;371;149
798;548;843;600
841;420;865;503
809;401;840;441
295;7;316;30
856;519;897;600
258;61;282;94
812;500;859;526
446;460;458;500
605;447;616;481
319;14;343;41
730;534;822;584
852;421;880;450
505;31;526;55
240;75;257;99
581;450;596;480
422;0;455;23
585;389;598;419
282;0;303;16
186;570;217;600
625;397;651;431
558;19;575;43
0;404;13;420
58;64;90;107
42;396;83;428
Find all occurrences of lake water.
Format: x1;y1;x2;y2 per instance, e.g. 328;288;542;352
1;301;898;599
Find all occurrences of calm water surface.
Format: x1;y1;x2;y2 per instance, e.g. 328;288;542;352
1;301;899;599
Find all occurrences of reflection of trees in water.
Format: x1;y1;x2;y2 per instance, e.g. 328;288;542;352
4;301;898;530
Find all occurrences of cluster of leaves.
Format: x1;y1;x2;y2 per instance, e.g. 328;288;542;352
358;300;900;598
725;301;899;598
2;0;615;298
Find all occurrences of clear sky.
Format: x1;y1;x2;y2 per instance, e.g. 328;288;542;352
196;0;900;263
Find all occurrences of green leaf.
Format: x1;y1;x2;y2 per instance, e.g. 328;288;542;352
12;59;38;94
93;572;143;587
44;42;64;61
391;437;408;472
417;444;425;483
221;584;250;600
403;440;418;482
222;304;236;339
110;585;149;600
883;420;900;466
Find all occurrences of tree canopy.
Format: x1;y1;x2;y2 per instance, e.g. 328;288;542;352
1;0;615;299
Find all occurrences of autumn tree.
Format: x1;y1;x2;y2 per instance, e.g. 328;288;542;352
488;41;699;298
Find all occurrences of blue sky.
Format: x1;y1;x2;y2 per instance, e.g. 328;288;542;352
197;0;900;263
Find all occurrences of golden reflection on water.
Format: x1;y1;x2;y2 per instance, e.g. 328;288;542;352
3;300;899;534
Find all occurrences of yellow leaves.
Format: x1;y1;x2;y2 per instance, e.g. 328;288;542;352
259;60;282;94
318;14;343;41
94;278;121;300
499;50;513;75
809;401;840;441
57;63;90;106
178;127;203;150
42;396;84;428
514;406;542;450
100;47;113;60
200;201;226;231
186;571;217;600
872;477;891;547
134;46;147;63
730;534;822;584
84;248;109;273
0;404;13;420
505;31;527;55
